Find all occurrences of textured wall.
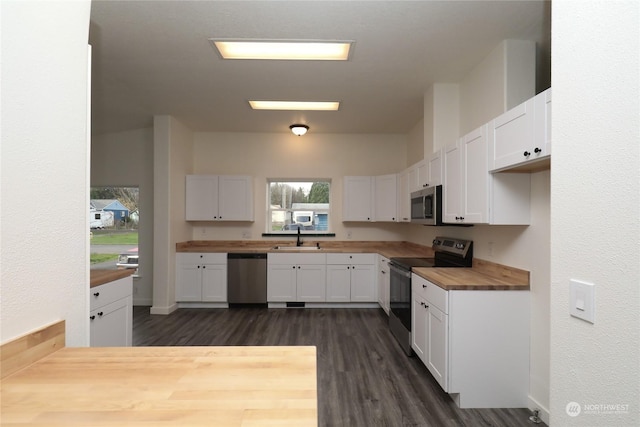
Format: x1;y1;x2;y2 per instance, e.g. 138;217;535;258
550;1;640;425
1;1;91;345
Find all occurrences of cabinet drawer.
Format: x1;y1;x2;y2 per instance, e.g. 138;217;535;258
268;253;326;265
90;276;132;311
177;252;226;264
326;253;375;265
412;274;448;314
425;281;448;314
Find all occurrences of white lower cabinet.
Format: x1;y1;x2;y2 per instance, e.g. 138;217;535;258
326;253;376;302
411;273;530;408
377;255;390;314
175;253;227;302
90;275;133;347
267;253;326;302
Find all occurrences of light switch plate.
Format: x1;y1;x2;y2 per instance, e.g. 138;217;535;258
570;279;595;323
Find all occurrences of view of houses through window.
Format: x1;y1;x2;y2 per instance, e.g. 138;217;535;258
89;186;140;275
268;180;330;233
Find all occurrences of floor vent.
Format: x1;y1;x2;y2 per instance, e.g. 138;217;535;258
286;302;305;308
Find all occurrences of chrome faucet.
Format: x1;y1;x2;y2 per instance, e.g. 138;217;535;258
296;227;302;246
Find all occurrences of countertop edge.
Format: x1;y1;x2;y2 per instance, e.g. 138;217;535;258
90;269;135;288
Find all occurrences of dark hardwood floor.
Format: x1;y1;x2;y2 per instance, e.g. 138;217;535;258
133;306;543;427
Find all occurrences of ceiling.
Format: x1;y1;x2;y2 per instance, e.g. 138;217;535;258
89;1;551;136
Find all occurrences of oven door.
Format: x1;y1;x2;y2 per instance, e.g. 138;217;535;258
389;263;412;331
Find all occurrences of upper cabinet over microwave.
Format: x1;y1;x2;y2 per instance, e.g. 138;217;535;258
489;88;551;173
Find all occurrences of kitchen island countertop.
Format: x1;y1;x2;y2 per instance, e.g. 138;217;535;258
1;345;318;426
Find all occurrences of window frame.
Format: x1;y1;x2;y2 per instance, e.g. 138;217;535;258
265;179;333;236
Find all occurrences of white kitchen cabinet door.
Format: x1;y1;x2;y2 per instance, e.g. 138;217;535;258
90;296;132;347
374;174;398;222
175;263;203;301
267;264;297;302
377;256;390;314
416;159;429;189
428;149;443;187
201;264;227;302
534;88;552;157
443;141;462;223
343;176;374;221
407;162;420;193
218;175;253;221
350;264;376;302
326;265;351;302
461;125;488;223
426;305;449;391
89;276;133;347
397;168;411;222
296;264;327;302
185;175;218;220
411;293;427;360
489;98;535;171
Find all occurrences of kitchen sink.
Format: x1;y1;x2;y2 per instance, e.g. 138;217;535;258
272;245;322;251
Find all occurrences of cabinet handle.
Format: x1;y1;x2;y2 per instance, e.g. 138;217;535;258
347;266;350;269
292;266;296;269
89;315;95;320
422;284;427;288
297;266;301;269
523;151;531;157
93;292;99;297
381;270;386;274
202;266;206;269
455;216;464;221
97;312;104;317
197;266;200;269
534;147;542;153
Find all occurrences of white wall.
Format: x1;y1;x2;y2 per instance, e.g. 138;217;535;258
91;128;154;305
459;40;536;135
550;1;639;425
1;1;91;345
151;116;193;314
191;132;408;241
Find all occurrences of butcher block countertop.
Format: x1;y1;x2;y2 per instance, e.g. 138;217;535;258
177;240;434;259
90;269;135;288
1;345;318;427
413;259;530;291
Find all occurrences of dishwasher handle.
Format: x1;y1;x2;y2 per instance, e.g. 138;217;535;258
227;253;267;260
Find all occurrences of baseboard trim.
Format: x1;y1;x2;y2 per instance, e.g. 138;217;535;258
149;304;178;315
528;395;550;425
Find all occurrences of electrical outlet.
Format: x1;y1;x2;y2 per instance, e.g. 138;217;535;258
347;230;352;239
242;230;251;239
488;241;494;257
200;227;206;236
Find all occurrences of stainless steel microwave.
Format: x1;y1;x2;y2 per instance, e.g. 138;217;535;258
410;185;443;225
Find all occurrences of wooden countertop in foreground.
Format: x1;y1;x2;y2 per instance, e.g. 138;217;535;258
1;346;318;427
90;269;135;288
413;259;530;291
177;240;434;259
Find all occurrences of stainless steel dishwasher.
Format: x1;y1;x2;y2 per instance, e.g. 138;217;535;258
227;253;267;305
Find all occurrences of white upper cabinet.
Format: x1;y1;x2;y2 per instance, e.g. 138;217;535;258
416;160;429;189
427;149;443;187
343;175;398;222
444;125;530;225
443;126;488;224
343;176;374;221
489;88;552;172
443;140;463;223
397;168;411;222
185;175;253;221
375;174;398;222
534;88;552;157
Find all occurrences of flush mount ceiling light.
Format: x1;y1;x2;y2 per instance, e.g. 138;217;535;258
249;100;340;111
210;39;353;61
290;124;309;136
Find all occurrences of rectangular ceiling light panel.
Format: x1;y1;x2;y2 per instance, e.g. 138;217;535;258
249;101;340;111
211;40;352;61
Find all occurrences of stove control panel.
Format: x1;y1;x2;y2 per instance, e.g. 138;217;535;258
432;237;472;258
